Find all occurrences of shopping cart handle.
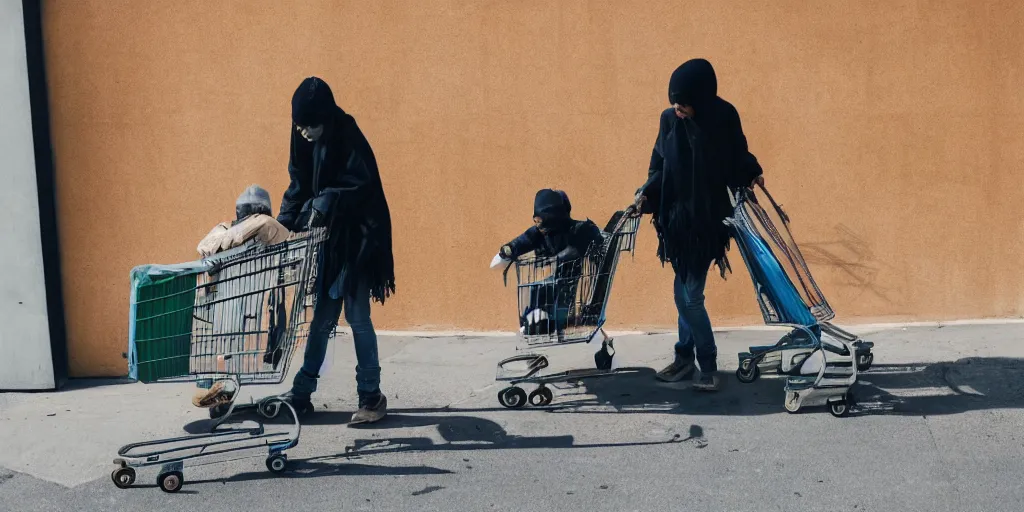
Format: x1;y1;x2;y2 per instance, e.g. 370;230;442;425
756;182;790;223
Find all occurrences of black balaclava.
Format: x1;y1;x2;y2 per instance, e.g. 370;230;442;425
668;58;718;112
291;76;337;127
533;189;572;231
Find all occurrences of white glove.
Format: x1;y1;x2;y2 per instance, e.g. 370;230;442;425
490;253;510;269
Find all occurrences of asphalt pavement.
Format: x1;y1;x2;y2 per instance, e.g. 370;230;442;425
2;323;1023;512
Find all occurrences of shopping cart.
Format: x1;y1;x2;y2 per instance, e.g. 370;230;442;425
724;184;874;416
494;205;644;408
111;227;327;492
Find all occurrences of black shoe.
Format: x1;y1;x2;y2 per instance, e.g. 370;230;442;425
692;372;720;392
278;391;315;416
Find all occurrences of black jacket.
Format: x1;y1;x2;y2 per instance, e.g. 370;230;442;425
639;59;763;278
279;81;395;304
505;219;604;262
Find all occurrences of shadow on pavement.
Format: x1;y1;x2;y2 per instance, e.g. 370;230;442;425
486;357;1024;417
282;413;687;468
846;357;1024;417
181;356;1024;433
185;461;454;486
159;358;1024;490
178;413;690;489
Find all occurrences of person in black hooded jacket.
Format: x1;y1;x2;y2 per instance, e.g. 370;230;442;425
277;76;395;423
635;58;764;391
499;189;604;334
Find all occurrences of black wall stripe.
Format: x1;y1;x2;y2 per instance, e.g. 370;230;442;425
21;0;68;389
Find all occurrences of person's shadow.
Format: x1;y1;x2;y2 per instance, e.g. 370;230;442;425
501;358;1024;418
184;356;1024;431
179;412;692;488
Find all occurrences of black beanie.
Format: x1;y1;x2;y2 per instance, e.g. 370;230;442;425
668;58;717;108
533;189;571;222
291;76;336;127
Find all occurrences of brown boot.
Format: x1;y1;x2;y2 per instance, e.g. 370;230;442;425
191;380;237;408
349;393;387;425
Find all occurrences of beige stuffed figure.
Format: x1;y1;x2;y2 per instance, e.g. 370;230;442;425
196;185;292;258
191;184;292;409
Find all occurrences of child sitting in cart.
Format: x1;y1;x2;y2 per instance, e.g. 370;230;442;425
192;184;294;409
496;189;605;335
196;184;291;258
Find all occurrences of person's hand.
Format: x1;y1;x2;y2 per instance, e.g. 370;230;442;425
634;191;646;208
499;245;513;259
751;175;765;189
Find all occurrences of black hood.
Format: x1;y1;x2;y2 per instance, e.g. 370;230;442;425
668;58;718;109
291;76;337;127
533;189;571;224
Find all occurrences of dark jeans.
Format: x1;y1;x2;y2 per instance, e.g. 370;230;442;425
291;277;380;400
673;265;718;373
521;277;572;334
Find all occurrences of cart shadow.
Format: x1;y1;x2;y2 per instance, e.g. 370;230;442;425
539;367;786;416
295;413;685;458
180;357;1024;436
187;461;454;485
534;358;1024;418
184;412;687;487
844;357;1024;417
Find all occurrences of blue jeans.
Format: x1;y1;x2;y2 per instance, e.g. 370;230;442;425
291;276;381;400
673;265;718;373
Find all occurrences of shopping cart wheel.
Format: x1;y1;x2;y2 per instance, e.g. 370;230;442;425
158;471;184;493
266;454;288;474
110;467;136;489
498;386;527;409
856;353;874;372
259;400;281;419
784;391;801;414
828;397;850;418
736;361;760;383
528;386;554;407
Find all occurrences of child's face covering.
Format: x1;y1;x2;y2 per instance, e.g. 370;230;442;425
534;216;547;233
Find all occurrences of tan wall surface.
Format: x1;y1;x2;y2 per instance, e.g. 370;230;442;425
43;0;1024;376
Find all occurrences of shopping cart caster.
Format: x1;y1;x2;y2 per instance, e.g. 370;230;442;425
266;454;288;474
498;386;527;408
736;359;760;384
528;386;554;407
111;467;136;489
277;392;315;416
259;400;282;419
594;339;615;371
784;391;802;414
856;352;874;372
828;396;851;418
158;471;184;493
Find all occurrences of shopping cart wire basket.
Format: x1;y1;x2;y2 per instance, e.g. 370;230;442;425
113;227;327;492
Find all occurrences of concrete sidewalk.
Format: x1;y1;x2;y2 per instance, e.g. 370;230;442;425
2;323;1024;511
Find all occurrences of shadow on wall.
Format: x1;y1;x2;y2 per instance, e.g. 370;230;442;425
800;223;897;305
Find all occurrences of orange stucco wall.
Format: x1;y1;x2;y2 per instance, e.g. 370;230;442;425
43;1;1024;376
